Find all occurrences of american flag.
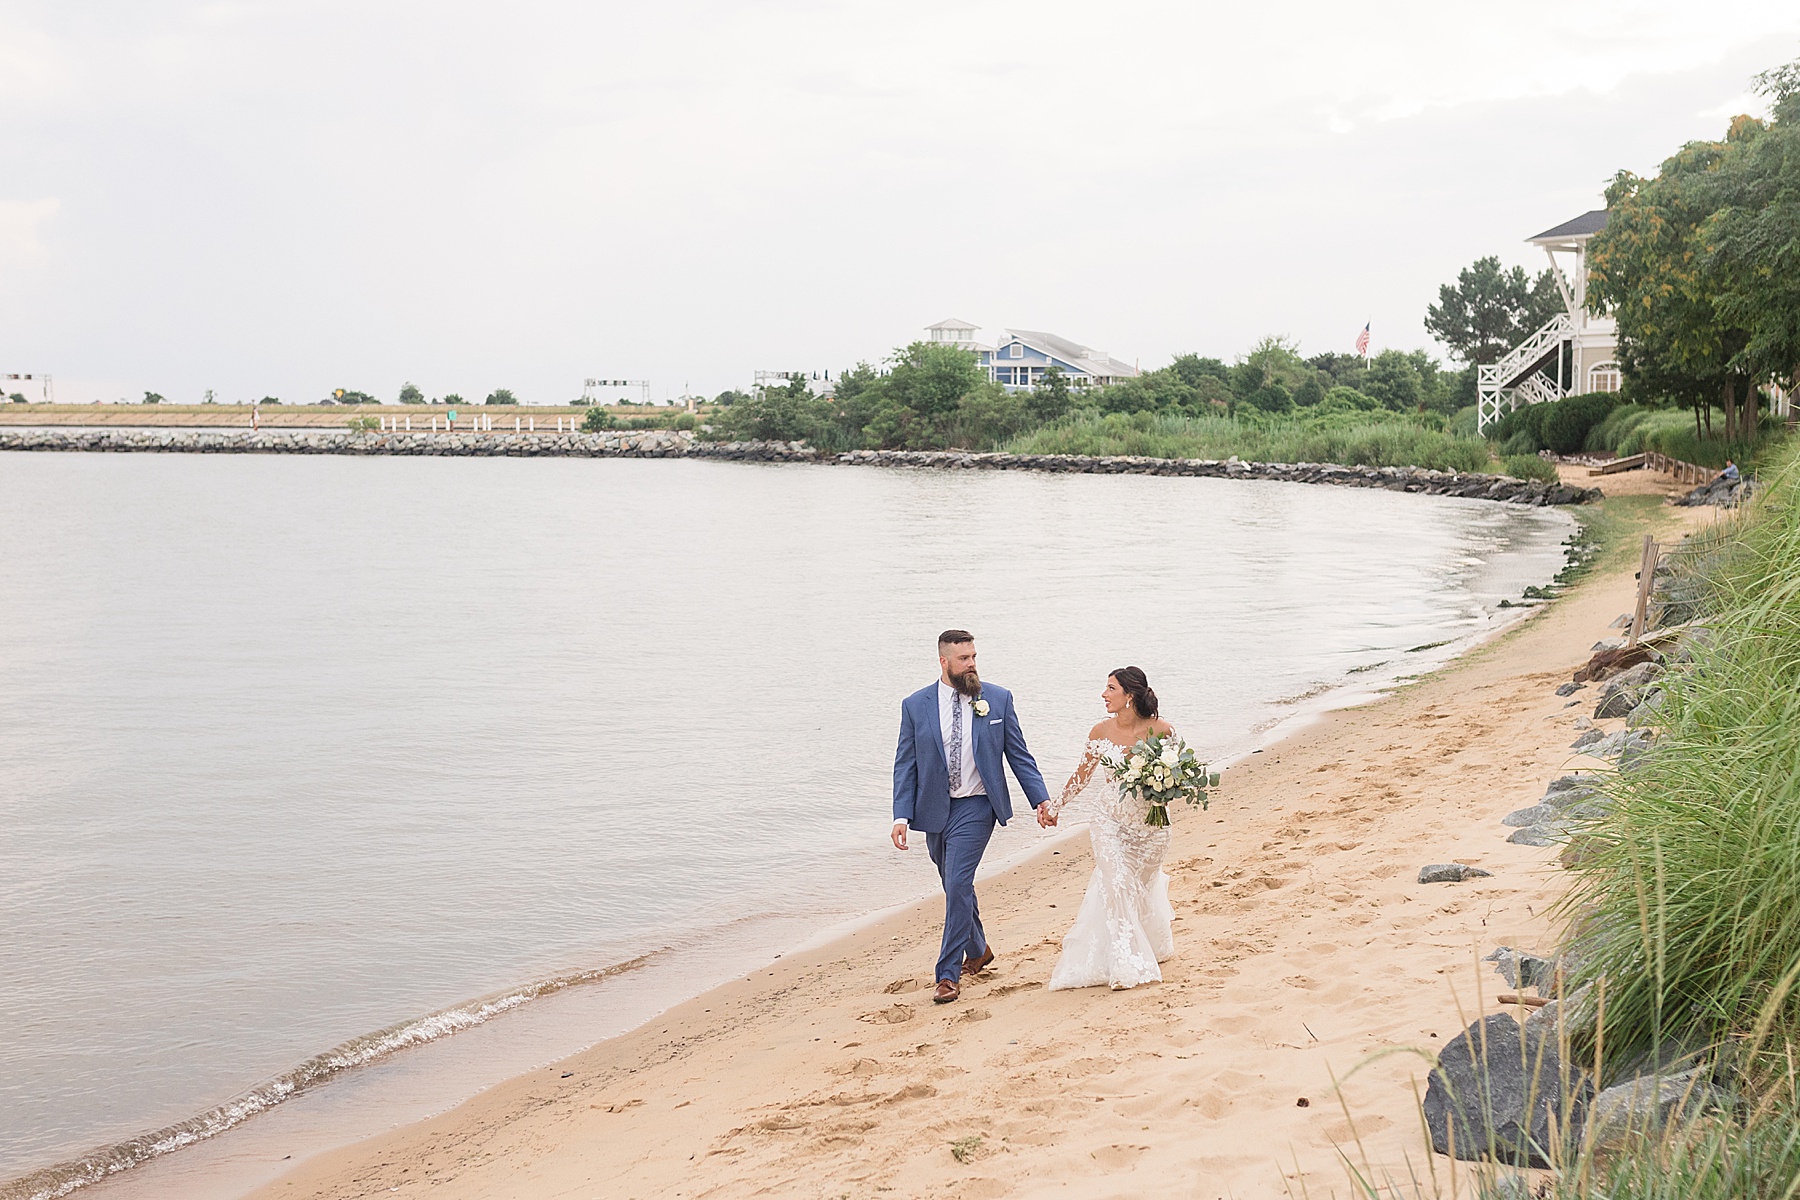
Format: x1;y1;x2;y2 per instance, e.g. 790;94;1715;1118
1354;322;1370;356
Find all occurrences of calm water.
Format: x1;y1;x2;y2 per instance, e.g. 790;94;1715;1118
0;454;1572;1192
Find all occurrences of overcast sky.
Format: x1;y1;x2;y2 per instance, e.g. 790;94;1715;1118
3;1;1798;405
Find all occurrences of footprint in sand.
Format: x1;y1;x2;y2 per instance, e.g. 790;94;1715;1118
857;1005;915;1024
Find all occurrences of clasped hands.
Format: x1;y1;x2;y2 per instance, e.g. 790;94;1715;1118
1036;803;1058;828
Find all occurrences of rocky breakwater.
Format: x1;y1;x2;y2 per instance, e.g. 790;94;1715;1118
1;429;1601;505
831;448;1600;505
0;427;702;458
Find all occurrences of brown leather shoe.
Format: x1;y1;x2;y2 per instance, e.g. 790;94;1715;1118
933;979;960;1004
961;947;995;977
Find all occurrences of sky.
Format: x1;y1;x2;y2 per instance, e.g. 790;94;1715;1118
2;1;1798;406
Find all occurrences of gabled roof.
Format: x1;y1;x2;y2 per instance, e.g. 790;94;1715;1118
1528;210;1609;243
927;317;980;331
1002;329;1138;379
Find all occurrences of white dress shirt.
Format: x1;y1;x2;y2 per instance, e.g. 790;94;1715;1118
937;681;986;799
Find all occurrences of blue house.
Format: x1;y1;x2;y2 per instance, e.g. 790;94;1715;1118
925;320;1138;391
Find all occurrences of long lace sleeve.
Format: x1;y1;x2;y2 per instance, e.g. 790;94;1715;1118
1048;741;1107;817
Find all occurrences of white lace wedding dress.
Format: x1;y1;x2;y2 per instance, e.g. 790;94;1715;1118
1044;738;1175;990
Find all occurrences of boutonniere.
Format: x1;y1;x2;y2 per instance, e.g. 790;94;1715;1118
972;697;990;717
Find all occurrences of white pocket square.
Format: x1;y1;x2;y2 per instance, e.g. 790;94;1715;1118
988;718;1003;724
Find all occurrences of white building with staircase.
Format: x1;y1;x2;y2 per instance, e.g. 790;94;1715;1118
1476;210;1621;431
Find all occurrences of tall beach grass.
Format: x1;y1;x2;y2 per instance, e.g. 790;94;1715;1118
1005;410;1493;474
1561;441;1800;1075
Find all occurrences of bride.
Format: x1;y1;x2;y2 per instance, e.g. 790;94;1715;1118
1038;666;1177;991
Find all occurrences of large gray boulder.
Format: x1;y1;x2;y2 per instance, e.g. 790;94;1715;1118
1586;1067;1726;1153
1484;947;1560;994
1423;1013;1590;1166
1595;662;1663;719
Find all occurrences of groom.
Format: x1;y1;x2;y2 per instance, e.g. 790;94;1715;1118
892;630;1051;1004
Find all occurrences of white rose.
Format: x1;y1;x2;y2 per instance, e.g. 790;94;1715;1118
1161;744;1179;765
1129;755;1145;771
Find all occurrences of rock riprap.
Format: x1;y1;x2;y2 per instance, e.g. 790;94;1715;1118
1422;1013;1591;1166
0;431;1604;506
1502;776;1607;846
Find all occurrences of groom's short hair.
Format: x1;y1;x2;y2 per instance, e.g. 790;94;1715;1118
938;629;974;653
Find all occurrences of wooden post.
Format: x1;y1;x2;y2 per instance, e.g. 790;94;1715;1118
1629;535;1660;645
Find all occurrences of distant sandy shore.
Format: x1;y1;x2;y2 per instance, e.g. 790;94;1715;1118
222;494;1704;1200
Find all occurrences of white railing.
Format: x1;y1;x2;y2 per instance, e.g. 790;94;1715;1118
1477;312;1574;431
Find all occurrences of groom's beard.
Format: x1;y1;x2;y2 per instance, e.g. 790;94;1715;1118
951;669;981;697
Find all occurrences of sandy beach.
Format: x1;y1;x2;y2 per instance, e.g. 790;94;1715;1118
229;477;1702;1200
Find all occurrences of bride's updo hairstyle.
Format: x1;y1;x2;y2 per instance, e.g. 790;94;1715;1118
1110;667;1159;719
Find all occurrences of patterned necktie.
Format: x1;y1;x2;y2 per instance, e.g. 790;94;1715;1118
948;695;963;792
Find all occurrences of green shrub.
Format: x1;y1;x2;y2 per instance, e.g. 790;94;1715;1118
581;407;615;432
1501;453;1558;482
1488;391;1621;454
1448;404;1479;439
1540;391;1624;454
1500;430;1539;457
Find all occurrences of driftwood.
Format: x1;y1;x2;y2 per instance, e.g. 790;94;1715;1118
1497;993;1553;1009
1573;643;1658;683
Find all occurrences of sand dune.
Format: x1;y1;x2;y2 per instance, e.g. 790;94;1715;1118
249;508;1700;1200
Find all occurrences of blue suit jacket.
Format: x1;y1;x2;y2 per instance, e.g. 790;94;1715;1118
892;681;1050;833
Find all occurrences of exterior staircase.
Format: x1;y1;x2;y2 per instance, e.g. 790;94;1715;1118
1477;312;1573;431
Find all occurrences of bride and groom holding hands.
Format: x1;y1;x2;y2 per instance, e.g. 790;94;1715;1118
891;630;1180;1004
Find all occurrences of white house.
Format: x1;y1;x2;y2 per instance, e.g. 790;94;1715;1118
924;320;1139;391
1476;210;1621;431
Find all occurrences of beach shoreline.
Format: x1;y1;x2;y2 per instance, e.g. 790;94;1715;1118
211;499;1701;1200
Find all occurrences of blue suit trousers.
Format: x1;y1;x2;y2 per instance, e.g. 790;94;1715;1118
926;794;996;983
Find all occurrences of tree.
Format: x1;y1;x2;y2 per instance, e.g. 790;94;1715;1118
712;389;751;406
8;392;26;403
1705;63;1800;407
717;374;825;442
1424;256;1565;365
398;382;424;405
1167;354;1231;388
442;393;464;407
1363;350;1423;411
332;388;378;404
1292;374;1326;407
1589;124;1755;441
142;391;163;404
484;388;518;405
857;342;987;449
1244;380;1293;414
1027;365;1072;424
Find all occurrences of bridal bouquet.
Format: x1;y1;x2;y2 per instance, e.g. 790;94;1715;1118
1105;732;1218;827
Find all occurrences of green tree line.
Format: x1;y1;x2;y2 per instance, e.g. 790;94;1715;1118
714;337;1472;454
